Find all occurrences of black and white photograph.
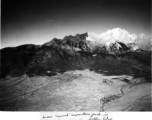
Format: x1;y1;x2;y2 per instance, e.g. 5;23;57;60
0;0;151;117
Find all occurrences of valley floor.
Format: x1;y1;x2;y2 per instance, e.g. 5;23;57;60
0;70;151;111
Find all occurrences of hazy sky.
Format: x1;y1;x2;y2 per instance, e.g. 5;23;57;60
1;0;151;48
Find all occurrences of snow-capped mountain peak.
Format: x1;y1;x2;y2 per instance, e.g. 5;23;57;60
86;28;138;46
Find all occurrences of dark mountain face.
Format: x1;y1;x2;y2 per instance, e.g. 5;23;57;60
0;44;41;77
0;33;151;79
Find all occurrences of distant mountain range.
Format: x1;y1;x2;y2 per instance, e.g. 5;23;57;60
0;28;151;78
87;28;151;50
87;28;137;45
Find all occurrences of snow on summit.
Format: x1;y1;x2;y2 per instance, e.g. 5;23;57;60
86;28;138;46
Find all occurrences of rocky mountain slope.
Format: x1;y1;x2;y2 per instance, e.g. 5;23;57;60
0;28;151;78
0;70;151;111
0;28;151;111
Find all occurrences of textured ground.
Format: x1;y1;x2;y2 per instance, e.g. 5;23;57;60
0;70;151;111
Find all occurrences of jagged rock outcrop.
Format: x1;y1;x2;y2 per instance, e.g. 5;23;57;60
0;30;151;78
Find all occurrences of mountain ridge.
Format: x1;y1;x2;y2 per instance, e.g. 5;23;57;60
0;29;151;78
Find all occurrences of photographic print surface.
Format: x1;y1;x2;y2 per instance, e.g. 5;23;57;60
0;0;151;111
